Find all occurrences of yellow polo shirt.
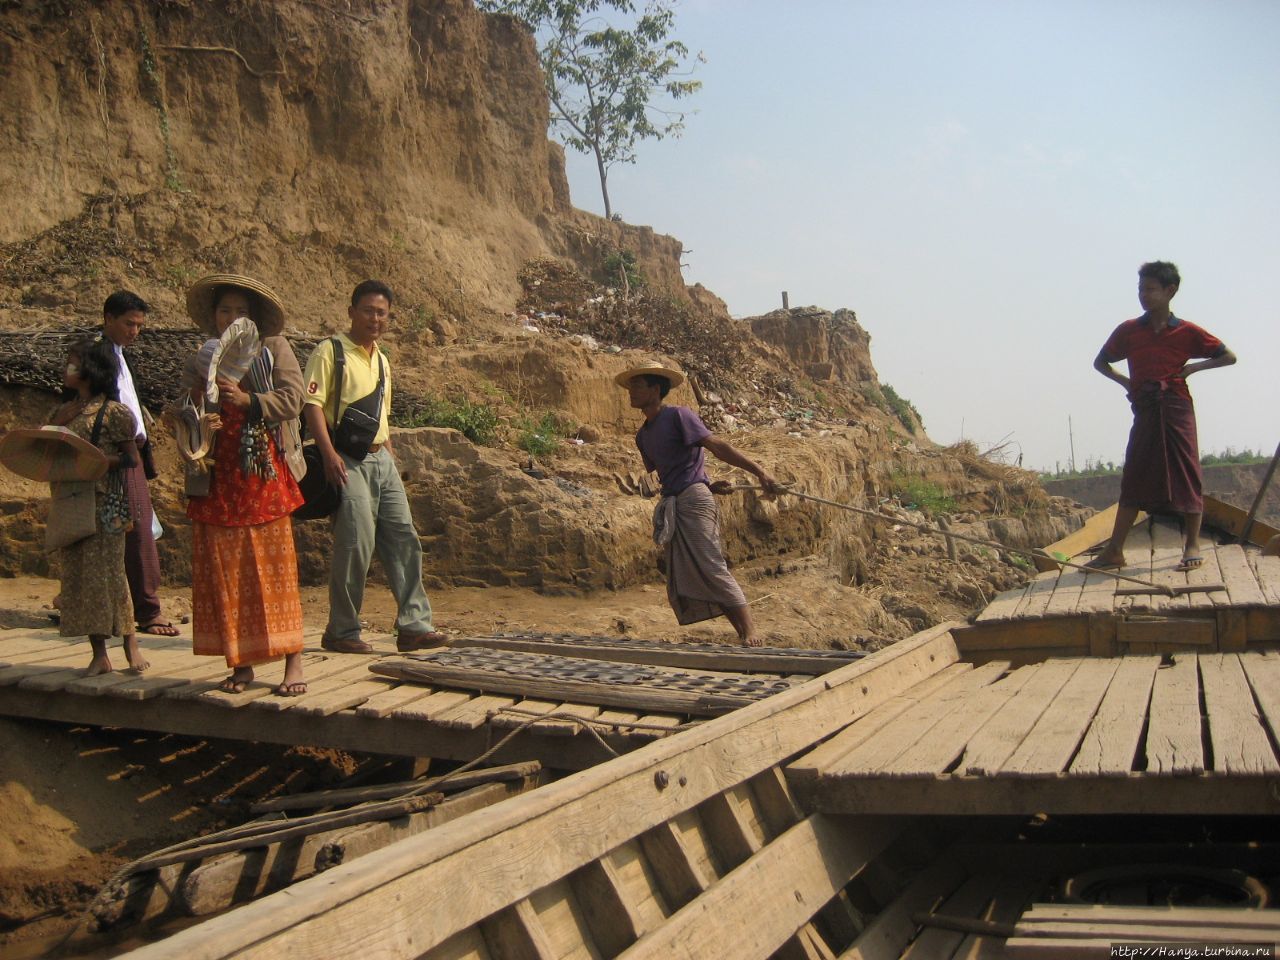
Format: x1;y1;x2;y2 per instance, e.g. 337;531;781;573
302;333;392;445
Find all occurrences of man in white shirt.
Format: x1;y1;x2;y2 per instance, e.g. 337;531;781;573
101;290;177;637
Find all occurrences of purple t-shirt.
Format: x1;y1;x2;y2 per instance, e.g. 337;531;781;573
636;405;711;496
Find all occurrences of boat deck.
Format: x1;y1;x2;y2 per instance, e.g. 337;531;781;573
787;650;1280;816
0;627;859;770
958;512;1280;663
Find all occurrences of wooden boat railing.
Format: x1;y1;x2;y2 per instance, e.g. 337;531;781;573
123;623;962;960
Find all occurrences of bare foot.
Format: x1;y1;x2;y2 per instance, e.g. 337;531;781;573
741;634;764;647
122;634;149;673
85;653;113;676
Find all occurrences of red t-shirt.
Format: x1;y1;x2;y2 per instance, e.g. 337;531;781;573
1100;315;1226;399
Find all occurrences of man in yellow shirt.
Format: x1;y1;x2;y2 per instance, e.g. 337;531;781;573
302;280;444;653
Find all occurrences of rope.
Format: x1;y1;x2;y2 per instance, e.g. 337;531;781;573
728;484;1177;597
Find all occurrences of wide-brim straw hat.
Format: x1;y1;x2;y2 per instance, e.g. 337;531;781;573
0;426;108;483
185;274;286;338
614;360;686;390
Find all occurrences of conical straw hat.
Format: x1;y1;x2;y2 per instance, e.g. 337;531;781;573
0;426;109;483
185;274;286;337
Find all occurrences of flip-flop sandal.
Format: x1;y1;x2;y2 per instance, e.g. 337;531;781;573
216;677;249;694
1176;556;1204;571
139;621;181;637
273;682;308;697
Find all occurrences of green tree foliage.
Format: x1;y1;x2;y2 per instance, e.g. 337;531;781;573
480;0;701;218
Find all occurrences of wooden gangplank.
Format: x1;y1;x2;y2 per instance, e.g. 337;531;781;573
961;513;1280;661
789;650;1280;816
0;629;850;770
118;624;963;960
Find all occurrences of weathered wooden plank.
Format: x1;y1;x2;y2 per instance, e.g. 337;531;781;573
1186;540;1229;608
617;815;903;960
1072;558;1122;616
961;659;1082;776
637;819;712;911
392;689;475;722
1113;522;1155;613
879;664;1032;777
974;581;1032;623
432;694;519;732
627;714;686;741
1010;572;1059;621
479;899;556;960
1019;902;1280;930
601;841;673;940
489;699;559;729
122;625;960;960
421;927;493;960
525;882;598;960
787;664;973;783
1216;543;1268;607
1036;505;1148;570
1144;653;1204;774
289;678;397;718
1202;494;1280;548
1146;520;1190;613
1069;656;1160;776
899;874;1001;960
999;658;1120;776
566;857;648;957
839;854;969;960
821;662;1012;777
804;771;1280;817
1248;551;1280;606
1240;652;1280;752
950;876;1038;960
105;656;240;700
350;680;434;718
697;786;764;871
249;658;379;714
1116;617;1215;647
1042;568;1088;618
1199;654;1280;774
527;702;602;737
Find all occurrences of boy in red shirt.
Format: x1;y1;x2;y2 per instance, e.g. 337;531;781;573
1089;261;1236;571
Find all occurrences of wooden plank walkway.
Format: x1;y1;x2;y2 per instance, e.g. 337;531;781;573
0;628;833;770
788;651;1280;816
962;514;1280;661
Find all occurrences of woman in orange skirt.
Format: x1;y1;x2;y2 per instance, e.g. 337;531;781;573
182;275;308;695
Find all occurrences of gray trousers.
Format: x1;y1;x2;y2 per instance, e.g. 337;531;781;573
327;448;433;640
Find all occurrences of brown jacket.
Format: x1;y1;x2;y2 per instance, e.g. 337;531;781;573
178;334;306;497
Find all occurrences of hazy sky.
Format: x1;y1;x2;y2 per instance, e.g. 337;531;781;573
557;0;1279;472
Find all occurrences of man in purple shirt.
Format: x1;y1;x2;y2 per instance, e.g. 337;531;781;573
617;360;782;646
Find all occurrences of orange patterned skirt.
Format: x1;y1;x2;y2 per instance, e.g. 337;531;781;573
191;516;304;667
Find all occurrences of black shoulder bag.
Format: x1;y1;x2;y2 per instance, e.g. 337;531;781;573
293;338;346;521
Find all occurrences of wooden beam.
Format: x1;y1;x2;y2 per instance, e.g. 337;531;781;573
615;815;903;960
120;624;960;960
1202;494;1280;547
798;771;1280;817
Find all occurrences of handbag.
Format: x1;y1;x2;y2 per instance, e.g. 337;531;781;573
45;480;98;550
44;402;112;550
293;338;347;522
332;346;385;460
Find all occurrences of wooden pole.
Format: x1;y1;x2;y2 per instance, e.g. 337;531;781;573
781;291;789;310
1238;440;1280;545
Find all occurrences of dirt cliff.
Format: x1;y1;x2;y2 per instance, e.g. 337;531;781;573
0;0;1084;646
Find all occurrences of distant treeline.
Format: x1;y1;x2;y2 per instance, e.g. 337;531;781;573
1041;448;1273;481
